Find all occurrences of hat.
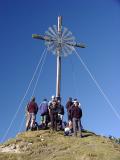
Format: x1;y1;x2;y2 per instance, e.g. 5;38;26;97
73;98;77;101
51;95;55;99
73;100;79;105
43;98;47;101
68;97;72;101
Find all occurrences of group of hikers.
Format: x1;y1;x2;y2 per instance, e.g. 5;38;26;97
26;96;83;137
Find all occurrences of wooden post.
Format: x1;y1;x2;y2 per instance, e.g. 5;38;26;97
56;16;62;100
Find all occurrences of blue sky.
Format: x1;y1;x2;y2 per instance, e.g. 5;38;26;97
0;0;120;142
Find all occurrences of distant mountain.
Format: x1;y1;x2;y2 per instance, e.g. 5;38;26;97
0;130;120;160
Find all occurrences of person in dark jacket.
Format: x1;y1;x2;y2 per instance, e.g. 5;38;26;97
71;100;82;137
49;100;58;131
26;97;38;131
66;97;73;121
57;100;64;130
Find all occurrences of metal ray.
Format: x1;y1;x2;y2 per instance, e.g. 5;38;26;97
61;27;68;37
48;27;57;37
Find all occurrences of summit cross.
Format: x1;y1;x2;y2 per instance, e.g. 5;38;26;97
32;16;86;100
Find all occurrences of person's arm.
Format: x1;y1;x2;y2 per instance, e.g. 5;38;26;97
66;102;68;110
36;104;38;114
80;108;82;118
79;108;82;118
26;103;29;112
48;105;51;115
34;102;38;113
71;108;73;119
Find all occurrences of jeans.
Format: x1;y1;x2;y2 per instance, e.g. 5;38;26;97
26;113;36;130
41;114;49;128
72;117;82;137
41;115;47;123
50;112;58;131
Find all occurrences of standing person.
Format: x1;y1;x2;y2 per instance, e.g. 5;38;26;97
66;97;73;121
26;97;38;131
39;98;49;129
58;100;64;130
71;100;82;137
49;100;58;131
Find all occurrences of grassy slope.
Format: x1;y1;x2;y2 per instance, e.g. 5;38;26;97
0;130;120;160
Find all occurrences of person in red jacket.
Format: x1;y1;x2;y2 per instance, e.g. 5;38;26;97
26;97;38;131
71;100;82;137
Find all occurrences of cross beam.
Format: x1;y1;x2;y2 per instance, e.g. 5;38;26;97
32;16;86;100
32;34;86;48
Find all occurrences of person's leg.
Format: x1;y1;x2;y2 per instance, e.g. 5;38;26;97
44;115;46;124
44;115;48;128
77;119;82;137
31;113;36;129
50;113;54;131
60;114;63;130
80;121;84;131
68;112;71;121
29;113;32;129
41;115;44;124
40;116;44;129
73;118;77;136
26;113;30;131
54;113;58;131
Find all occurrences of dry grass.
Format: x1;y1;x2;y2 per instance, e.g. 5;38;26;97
0;130;120;160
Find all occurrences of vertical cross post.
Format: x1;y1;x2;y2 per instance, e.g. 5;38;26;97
56;16;62;100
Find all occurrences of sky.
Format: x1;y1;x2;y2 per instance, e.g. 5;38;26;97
0;0;120;142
